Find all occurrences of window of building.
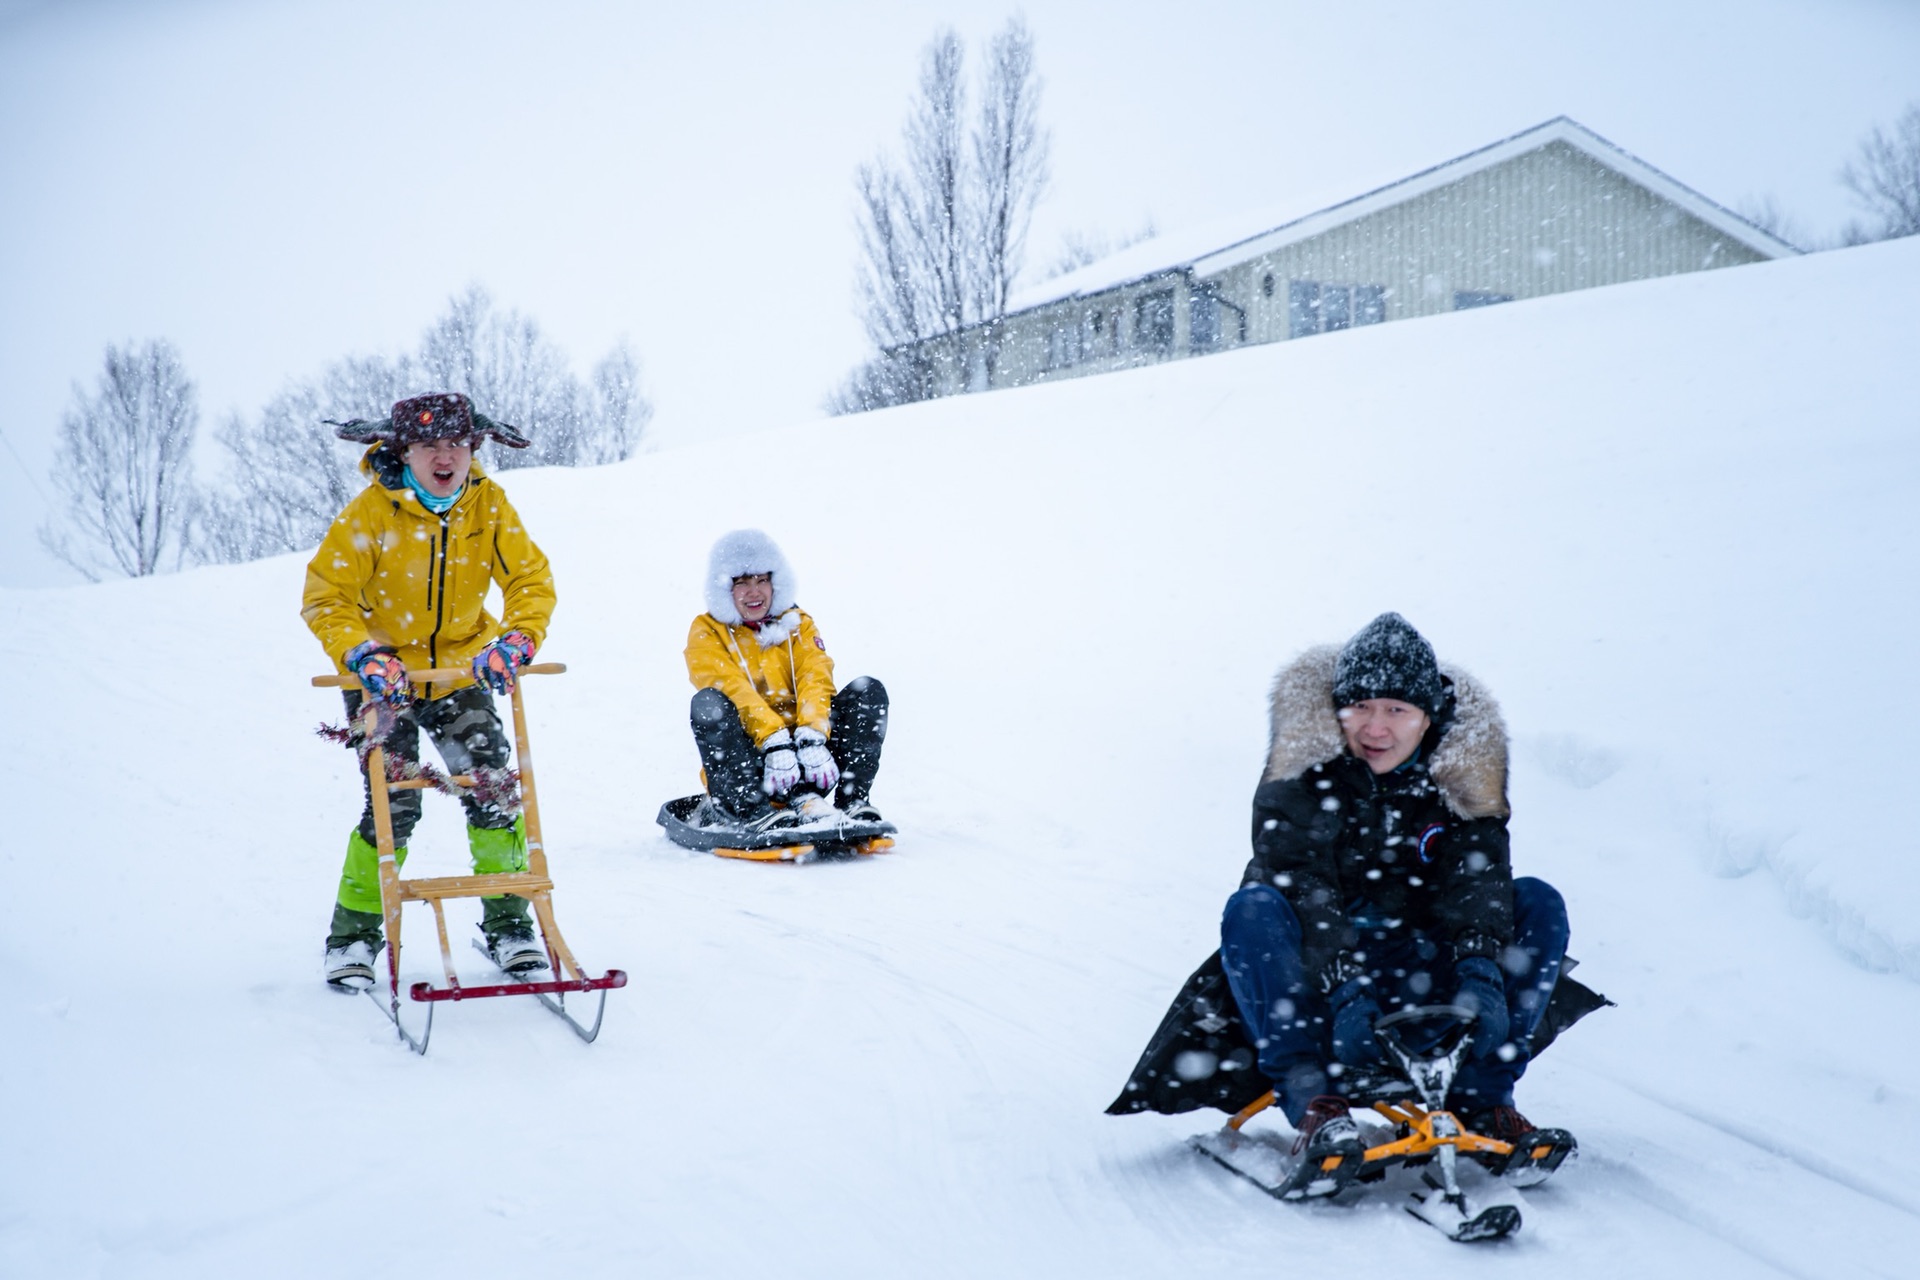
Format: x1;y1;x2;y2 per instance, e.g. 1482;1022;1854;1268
1046;316;1088;372
1289;281;1388;338
1453;290;1513;310
1190;292;1220;353
1134;289;1176;355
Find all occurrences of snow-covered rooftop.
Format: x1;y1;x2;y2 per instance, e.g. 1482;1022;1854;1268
1010;117;1798;313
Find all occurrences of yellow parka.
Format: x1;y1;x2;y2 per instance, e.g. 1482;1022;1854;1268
302;447;556;699
685;609;835;747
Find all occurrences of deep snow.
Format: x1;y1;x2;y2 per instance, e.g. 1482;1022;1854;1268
5;236;1919;1278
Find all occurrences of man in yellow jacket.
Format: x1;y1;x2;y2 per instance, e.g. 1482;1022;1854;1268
302;392;556;991
684;529;888;837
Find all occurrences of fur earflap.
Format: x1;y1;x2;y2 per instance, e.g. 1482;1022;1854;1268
328;391;530;450
1262;645;1510;820
704;529;798;625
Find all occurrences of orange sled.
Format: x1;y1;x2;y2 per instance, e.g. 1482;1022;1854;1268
655;794;897;864
1190;1006;1576;1242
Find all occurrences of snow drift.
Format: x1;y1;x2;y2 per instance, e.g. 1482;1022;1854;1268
4;236;1918;1278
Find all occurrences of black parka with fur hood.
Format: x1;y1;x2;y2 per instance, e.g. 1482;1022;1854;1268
1107;647;1605;1119
1248;644;1515;988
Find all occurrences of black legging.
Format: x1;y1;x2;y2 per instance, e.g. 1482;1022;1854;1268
689;678;888;817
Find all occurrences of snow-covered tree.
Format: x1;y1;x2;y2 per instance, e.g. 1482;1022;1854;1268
836;17;1051;413
195;287;652;564
1043;220;1158;281
192;352;416;563
40;340;199;579
1840;102;1920;244
585;340;655;466
417;285;588;471
971;16;1050;322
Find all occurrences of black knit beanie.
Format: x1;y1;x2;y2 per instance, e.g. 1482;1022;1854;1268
1332;612;1446;714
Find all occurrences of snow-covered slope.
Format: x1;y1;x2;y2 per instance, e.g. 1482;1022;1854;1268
5;237;1919;1278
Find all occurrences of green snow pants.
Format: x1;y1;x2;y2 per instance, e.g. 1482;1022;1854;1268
327;686;532;949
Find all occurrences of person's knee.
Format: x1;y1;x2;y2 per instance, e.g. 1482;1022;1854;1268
1513;877;1569;943
690;687;735;727
1223;883;1300;943
381;795;423;840
842;675;887;705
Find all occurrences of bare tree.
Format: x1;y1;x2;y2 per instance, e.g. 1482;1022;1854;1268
584;340;654;465
416;285;588;471
1043;219;1158;281
192;352;415;562
40;340;199;579
1734;196;1811;253
837;17;1051;413
971;16;1049;321
900;29;971;340
1841;102;1920;243
187;285;654;567
851;31;969;364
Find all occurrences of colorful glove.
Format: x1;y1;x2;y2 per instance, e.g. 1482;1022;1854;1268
1453;957;1511;1059
793;726;839;794
760;729;801;796
473;630;536;695
344;641;411;709
1329;976;1385;1066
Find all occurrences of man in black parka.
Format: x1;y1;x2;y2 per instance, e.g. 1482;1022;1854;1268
1107;614;1605;1169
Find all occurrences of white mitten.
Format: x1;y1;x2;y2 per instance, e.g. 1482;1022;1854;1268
793;726;840;794
760;729;800;796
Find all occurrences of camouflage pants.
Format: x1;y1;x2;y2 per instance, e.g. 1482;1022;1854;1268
344;684;516;846
329;684;529;945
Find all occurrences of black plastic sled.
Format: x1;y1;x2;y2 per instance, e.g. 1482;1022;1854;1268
655;794;898;863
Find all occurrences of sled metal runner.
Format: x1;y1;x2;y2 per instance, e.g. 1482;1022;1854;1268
1191;1005;1573;1243
313;662;627;1053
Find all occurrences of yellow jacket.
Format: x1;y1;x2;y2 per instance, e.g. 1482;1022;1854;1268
302;448;556;699
685;608;835;746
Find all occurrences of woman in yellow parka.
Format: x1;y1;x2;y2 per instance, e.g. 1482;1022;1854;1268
685;529;888;837
302;391;555;992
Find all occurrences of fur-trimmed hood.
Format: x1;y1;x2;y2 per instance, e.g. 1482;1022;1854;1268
1262;644;1510;820
703;529;798;637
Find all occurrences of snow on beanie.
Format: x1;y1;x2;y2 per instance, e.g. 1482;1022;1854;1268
704;529;797;624
1331;612;1446;714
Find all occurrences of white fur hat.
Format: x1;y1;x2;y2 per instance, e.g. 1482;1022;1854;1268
704;529;797;624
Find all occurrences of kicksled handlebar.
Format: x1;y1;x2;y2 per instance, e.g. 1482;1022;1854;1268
310;661;568;688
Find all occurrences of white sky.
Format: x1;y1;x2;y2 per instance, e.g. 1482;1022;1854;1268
2;0;1916;586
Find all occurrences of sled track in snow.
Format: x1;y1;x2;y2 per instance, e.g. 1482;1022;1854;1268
1626;1082;1920;1221
1568;1063;1920;1221
1580;1151;1824;1280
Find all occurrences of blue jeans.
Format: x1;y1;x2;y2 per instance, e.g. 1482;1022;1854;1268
1220;878;1569;1121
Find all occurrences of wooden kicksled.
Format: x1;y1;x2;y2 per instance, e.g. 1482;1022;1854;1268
313;662;626;1053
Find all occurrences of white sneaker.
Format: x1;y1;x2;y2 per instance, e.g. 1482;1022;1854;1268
487;931;550;976
791;793;839;824
324;940;376;991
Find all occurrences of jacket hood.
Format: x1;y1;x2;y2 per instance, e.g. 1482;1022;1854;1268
1262;643;1509;820
704;528;797;625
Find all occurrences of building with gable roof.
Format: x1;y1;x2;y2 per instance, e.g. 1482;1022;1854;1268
890;117;1797;398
